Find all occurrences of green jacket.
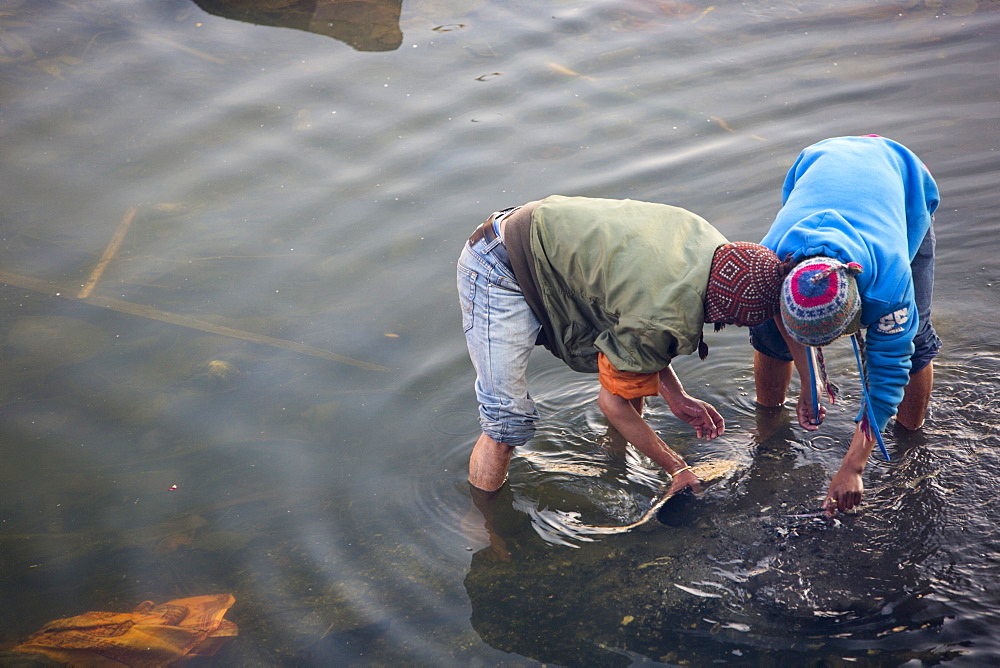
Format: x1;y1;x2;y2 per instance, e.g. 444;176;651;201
524;195;727;373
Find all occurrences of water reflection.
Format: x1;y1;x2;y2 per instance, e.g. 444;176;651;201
2;0;1000;664
462;401;962;665
460;340;1000;663
190;0;403;51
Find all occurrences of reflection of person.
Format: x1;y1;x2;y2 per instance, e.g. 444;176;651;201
191;0;403;52
750;136;941;516
462;485;513;562
457;195;788;496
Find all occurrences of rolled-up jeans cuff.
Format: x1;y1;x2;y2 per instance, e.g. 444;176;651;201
909;328;940;374
480;418;534;447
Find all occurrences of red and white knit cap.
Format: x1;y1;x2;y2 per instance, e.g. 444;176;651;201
703;242;785;328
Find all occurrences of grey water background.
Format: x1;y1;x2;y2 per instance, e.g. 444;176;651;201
1;0;999;664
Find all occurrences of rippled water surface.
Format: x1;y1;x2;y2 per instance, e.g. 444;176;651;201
1;0;999;664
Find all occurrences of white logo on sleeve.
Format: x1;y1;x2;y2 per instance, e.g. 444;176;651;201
877;308;909;335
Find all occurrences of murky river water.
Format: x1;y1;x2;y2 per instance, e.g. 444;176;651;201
1;0;999;664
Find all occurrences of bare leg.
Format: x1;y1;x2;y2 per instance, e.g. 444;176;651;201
753;402;789;443
753;350;793;408
469;432;515;492
895;361;933;430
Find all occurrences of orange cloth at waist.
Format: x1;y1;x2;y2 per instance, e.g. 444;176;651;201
598;353;659;399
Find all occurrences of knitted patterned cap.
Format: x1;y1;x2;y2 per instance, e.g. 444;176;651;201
780;257;863;346
704;242;784;328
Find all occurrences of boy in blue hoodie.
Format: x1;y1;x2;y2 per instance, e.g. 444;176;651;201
749;136;941;516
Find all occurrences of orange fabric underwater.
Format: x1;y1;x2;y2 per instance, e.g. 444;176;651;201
13;593;237;667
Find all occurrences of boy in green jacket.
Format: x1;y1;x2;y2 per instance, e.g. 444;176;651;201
458;195;788;495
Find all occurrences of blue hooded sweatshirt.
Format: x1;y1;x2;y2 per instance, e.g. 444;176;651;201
761;136;940;430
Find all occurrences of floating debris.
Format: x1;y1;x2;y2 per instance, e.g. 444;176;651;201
546;62;596;81
709;115;735;132
78;206;138;299
674;583;723;598
13;594;237;665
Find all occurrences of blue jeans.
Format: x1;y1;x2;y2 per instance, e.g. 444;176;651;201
457;229;542;447
749;224;941;373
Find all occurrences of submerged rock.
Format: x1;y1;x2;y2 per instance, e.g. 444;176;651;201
191;359;241;390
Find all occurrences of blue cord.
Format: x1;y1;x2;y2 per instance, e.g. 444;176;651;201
851;335;891;461
806;347;820;426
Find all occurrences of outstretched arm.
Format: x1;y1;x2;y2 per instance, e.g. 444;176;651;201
657;365;725;440
597;387;701;496
822;422;875;515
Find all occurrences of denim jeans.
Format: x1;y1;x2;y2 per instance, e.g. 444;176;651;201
457;227;542;447
749;223;941;372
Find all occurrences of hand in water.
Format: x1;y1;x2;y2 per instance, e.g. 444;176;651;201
822;468;864;516
669;394;725;440
797;392;826;430
668;467;703;498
